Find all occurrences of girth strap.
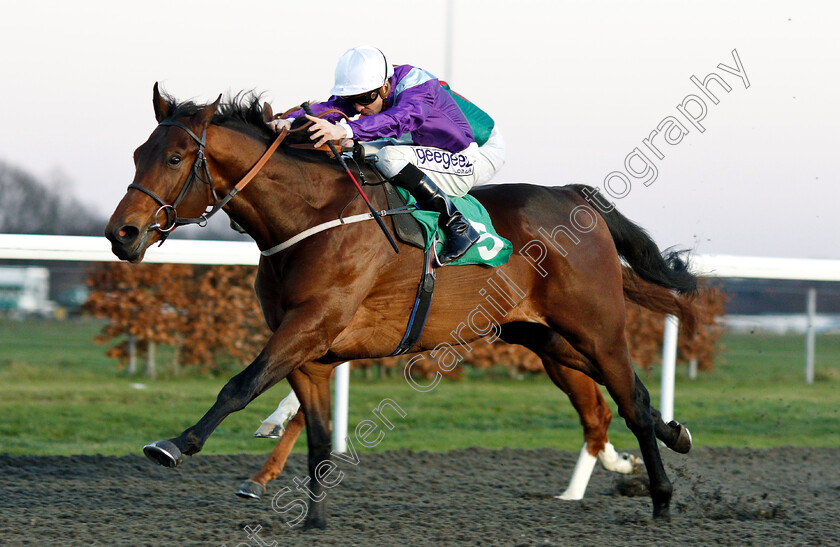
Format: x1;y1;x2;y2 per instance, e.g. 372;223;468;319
390;242;437;356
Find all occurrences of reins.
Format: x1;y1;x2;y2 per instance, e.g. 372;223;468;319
282;108;351;157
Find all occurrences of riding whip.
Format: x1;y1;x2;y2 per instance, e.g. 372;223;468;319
301;102;400;254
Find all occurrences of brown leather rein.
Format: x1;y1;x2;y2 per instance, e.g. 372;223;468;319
282;108;351;157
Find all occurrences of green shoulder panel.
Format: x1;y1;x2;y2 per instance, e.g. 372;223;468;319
441;83;495;147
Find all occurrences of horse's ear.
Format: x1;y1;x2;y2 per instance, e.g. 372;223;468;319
153;82;170;123
262;102;274;123
195;94;222;128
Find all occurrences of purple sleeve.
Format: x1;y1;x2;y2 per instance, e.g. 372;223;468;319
346;79;438;141
284;97;356;122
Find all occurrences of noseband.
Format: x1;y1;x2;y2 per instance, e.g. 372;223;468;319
127;120;287;242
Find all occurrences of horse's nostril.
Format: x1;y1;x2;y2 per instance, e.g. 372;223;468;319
117;225;140;243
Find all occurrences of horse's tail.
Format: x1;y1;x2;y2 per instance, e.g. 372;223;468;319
567;184;698;295
621;266;698;334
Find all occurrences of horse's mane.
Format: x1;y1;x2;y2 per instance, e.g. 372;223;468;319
159;89;328;158
158;89;277;144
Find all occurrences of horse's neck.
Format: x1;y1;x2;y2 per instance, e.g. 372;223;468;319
208;127;360;251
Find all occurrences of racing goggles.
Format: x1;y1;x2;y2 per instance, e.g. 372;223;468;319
344;88;380;106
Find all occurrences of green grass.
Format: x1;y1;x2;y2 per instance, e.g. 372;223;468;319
0;318;838;456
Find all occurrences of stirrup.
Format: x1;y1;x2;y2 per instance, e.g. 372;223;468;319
430;234;445;268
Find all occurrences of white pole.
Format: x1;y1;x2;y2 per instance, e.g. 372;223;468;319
660;315;679;423
444;0;454;81
805;288;816;384
688;358;698;381
332;361;350;453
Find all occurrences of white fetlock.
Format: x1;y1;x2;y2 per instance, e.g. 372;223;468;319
598;442;642;474
557;443;598;500
254;390;300;439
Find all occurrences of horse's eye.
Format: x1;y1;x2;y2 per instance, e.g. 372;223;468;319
167;154;182;168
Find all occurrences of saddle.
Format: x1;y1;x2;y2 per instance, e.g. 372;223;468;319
270;134;510;355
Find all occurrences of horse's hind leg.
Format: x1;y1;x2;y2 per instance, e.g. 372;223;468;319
548;306;674;518
236;410;306;500
545;346;686;462
547;361;641;467
501;323;640;500
612;367;674;519
652;406;693;454
548;365;643;498
548;365;640;499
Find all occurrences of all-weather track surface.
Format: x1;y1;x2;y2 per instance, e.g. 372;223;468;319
1;447;838;546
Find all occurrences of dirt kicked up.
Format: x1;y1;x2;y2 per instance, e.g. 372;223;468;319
1;447;839;546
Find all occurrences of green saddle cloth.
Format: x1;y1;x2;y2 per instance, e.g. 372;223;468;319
395;187;512;267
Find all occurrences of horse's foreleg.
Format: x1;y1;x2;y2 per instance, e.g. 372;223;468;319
144;360;278;467
143;314;331;468
287;365;333;530
236;410;306;500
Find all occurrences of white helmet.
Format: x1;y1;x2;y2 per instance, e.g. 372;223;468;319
330;45;394;96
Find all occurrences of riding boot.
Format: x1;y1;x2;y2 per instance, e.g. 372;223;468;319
390;163;479;266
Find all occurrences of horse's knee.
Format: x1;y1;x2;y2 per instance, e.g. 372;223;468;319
216;360;271;410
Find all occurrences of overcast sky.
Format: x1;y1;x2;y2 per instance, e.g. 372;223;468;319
1;1;837;259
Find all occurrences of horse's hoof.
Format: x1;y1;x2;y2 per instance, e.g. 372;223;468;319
235;480;265;500
653;504;672;521
556;490;583;501
254;422;285;439
303;516;327;530
668;421;692;454
612;452;643;475
143;440;182;468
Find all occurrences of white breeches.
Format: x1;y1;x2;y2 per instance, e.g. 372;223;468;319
366;126;506;198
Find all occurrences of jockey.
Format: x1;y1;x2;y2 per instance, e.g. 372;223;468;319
269;45;505;266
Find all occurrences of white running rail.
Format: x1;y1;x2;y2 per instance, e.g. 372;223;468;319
3;234;840;439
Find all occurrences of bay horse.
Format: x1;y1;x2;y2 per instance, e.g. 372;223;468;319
106;84;697;528
239;264;698;502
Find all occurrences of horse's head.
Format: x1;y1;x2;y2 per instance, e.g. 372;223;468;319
105;83;221;262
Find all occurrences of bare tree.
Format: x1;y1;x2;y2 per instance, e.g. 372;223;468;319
0;160;105;235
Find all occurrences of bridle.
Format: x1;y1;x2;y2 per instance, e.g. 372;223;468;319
127;120;287;242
